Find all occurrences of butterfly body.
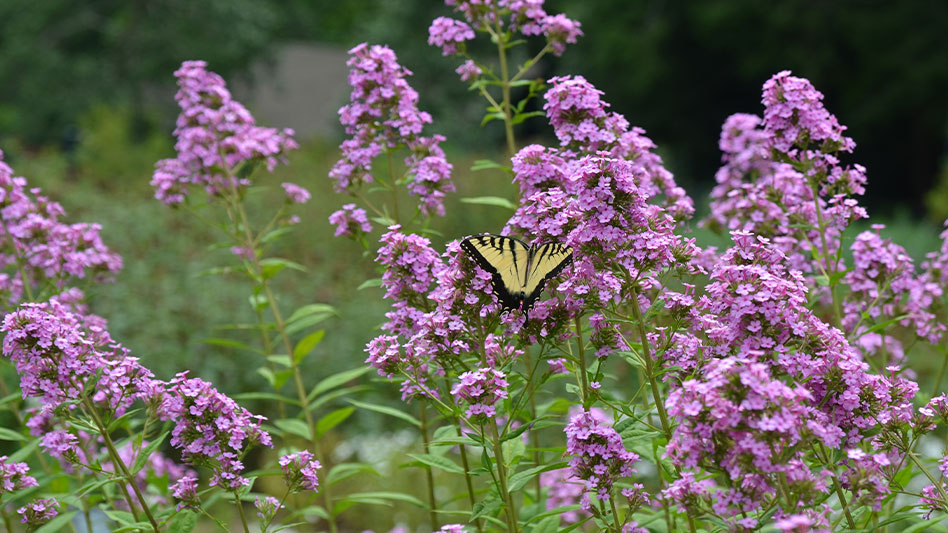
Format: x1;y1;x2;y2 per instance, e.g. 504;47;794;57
460;234;573;317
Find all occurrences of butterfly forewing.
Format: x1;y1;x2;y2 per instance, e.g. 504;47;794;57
461;234;572;314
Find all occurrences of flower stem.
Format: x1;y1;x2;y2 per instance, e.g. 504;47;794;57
224;185;339;533
82;398;160;532
574;316;588;404
629;287;671;438
487;422;519;533
455;423;484;533
489;22;517;159
418;400;439;529
608;495;623;532
234;491;251;533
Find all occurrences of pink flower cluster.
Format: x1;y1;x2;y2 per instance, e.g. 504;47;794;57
451;367;508;422
705;71;868;282
17;497;58;526
0;456;37;494
329;204;372;239
663;231;920;521
279;450;322;493
0;151;122;305
171;476;199;511
564;410;639;509
158;372;272;490
432;0;582;57
844;225;943;356
330;44;454;217
2;299;155;416
541;76;693;220
151;60;298;205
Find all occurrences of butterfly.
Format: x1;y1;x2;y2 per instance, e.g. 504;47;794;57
460;234;573;317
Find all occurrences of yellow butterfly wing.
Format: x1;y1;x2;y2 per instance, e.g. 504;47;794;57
461;234;572;314
521;242;573;309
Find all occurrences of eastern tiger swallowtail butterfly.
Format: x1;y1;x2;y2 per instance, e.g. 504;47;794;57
460;234;573;316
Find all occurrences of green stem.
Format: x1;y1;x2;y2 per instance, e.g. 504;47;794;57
455;424;484;533
490;23;517;159
608;495;622;532
223;180;339;533
629;287;671;438
419;400;439;529
2;505;15;533
831;476;857;529
234;492;251;533
810;184;842;327
934;347;948;397
387;151;400;225
488;422;518;533
82;397;159;531
575;316;588;404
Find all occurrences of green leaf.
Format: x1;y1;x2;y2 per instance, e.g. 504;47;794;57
257;367;276;388
347;399;421;428
357;278;383;290
293;330;325;364
9;440;37;463
166;510;198;533
406;453;465;474
268;354;292;368
200;337;261;354
471;159;512;172
274;418;312;440
285;313;334;336
35;511;77;533
530;515;561;533
132;431;168;474
261;227;294;244
232;392;301;406
286;303;337;325
103;510;138;526
260;258;307;280
287;505;329;521
343;491;426;508
511;110;544;125
316;407;355;438
507;462;568;493
308;367;371;401
480;111;506;126
471;496;503;520
0;427;26;441
460;196;517;210
327;462;380;486
77;477;118;497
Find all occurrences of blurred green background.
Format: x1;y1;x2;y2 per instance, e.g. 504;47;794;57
0;1;946;530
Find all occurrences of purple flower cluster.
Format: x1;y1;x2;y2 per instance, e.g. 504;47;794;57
0;456;37;494
158;372;272;490
17;497;58;526
329;204;373;239
844;225;943;356
171;476;200;511
281;182;311;204
451;367;508;422
705;72;869;284
151;60;298;205
432;0;582;57
2;299;155;416
0;152;122;305
255;495;285;521
541;76;693;219
564;409;639;509
330;44;454;217
279;450;322;493
663;231;920;520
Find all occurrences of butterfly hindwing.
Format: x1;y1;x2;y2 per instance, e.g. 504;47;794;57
460;234;572;314
521;242;573;309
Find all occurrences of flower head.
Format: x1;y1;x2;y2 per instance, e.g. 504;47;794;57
564;410;639;508
451;367;508;422
279;450;322;493
151;61;297;205
0;456;37;494
329;204;372;239
17;498;58;526
158;372;272;490
171;476;200;511
281;182;311;204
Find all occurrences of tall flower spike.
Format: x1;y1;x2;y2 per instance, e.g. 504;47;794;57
151;60;297;205
330;44;454;217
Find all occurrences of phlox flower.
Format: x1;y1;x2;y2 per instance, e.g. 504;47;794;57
158;372;272;490
0;456;37;494
564;409;639;508
329;204;372;239
151;60;297;205
279;450;322;493
451;367;508;422
17;498;58;526
330;43;454;217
